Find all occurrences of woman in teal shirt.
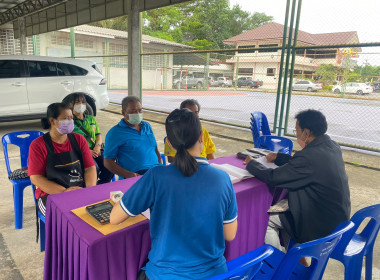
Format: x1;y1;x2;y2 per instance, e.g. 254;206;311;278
110;108;238;280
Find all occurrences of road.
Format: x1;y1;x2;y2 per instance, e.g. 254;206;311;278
108;90;380;150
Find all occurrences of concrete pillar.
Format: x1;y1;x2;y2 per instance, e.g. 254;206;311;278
127;0;141;99
18;18;27;55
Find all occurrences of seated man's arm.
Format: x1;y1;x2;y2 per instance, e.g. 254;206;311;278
246;154;313;189
155;147;162;164
104;158;138;178
206;153;215;160
84;166;97;187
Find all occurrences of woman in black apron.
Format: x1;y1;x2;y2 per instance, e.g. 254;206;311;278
29;103;97;217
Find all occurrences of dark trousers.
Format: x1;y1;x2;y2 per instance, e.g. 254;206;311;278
93;152;114;184
137;270;149;280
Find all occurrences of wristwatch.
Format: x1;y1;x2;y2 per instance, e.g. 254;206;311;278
96;144;101;147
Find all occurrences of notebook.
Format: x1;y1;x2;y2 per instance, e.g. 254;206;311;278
210;163;254;184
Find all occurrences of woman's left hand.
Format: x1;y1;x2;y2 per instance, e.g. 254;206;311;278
92;146;101;158
243;155;254;165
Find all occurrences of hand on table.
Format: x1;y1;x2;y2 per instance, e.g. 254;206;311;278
243;155;254;165
126;172;139;178
266;153;278;163
64;186;82;192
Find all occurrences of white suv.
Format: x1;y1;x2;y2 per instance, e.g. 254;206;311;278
0;55;109;121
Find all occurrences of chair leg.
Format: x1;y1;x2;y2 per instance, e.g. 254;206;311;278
13;184;24;229
40;219;45;252
344;257;364;280
365;250;373;280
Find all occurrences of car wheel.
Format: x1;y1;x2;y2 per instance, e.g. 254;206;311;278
307;87;312;92
221;83;226;88
334;89;340;94
176;82;181;90
248;84;253;88
357;90;363;95
196;82;202;89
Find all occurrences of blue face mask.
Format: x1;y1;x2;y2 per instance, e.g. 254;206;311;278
128;113;143;125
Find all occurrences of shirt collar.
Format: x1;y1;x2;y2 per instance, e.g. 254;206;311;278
195;157;209;165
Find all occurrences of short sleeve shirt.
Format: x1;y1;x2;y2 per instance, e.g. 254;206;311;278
120;157;238;280
28;133;95;198
164;127;216;158
103;119;161;179
73;115;101;149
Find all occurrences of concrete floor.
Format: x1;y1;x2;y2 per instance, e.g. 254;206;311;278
0;106;379;280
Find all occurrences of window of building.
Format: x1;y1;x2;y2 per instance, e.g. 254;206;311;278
258;44;278;53
237;45;256;54
267;68;276;76
238;68;253;75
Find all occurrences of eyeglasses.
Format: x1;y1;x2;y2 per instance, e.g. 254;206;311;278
293;129;303;134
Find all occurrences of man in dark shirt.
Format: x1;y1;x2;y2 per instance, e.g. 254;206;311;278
245;109;351;250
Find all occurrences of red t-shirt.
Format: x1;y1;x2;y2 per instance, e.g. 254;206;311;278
28;133;95;198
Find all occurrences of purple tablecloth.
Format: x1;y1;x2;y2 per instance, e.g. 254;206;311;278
43;155;283;280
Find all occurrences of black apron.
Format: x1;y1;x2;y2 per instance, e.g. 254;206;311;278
36;133;86;242
43;132;85;189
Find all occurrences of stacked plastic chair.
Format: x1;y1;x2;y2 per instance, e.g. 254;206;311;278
250;112;293;155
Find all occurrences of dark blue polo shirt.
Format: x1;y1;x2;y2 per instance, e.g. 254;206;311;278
104;119;161;179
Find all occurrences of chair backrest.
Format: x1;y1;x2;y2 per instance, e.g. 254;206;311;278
2;131;44;175
332;204;380;258
258;135;293;154
250;112;271;147
206;245;274;280
272;221;354;280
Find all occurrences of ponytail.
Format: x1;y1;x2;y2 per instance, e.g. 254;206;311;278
165;109;202;177
174;144;198;177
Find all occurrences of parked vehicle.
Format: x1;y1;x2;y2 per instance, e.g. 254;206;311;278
371;82;380;93
292;80;322;92
217;77;233;87
0;55;109;122
208;77;219;87
173;73;205;89
332;83;373;95
235;77;263;88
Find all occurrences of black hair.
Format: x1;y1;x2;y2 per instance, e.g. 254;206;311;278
295;109;328;137
41;103;71;130
122;96;141;111
180;99;201;112
65;93;87;108
165;108;202;177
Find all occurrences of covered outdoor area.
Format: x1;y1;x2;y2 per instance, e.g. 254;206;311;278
1;0;380;279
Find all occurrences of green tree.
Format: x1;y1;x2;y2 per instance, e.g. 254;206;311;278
314;64;339;85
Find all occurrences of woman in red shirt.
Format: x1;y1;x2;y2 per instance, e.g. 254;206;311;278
28;102;97;216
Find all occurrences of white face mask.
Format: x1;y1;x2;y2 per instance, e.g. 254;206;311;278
128;113;143;125
74;104;86;114
297;131;308;148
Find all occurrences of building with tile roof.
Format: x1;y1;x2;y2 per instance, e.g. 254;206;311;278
223;22;360;88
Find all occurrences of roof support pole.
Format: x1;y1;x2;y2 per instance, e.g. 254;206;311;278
127;0;141;99
18;17;27;55
70;27;75;58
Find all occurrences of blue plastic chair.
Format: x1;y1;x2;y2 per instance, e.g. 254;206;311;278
31;185;45;252
250;112;271;147
2;130;44;229
330;204;380;280
160;152;167;166
257;135;293;155
205;245;274;280
259;221;354;280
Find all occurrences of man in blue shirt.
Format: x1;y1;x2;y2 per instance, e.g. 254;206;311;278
104;96;162;179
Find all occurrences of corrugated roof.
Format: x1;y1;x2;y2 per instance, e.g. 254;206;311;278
224;22;359;46
61;24;192;49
